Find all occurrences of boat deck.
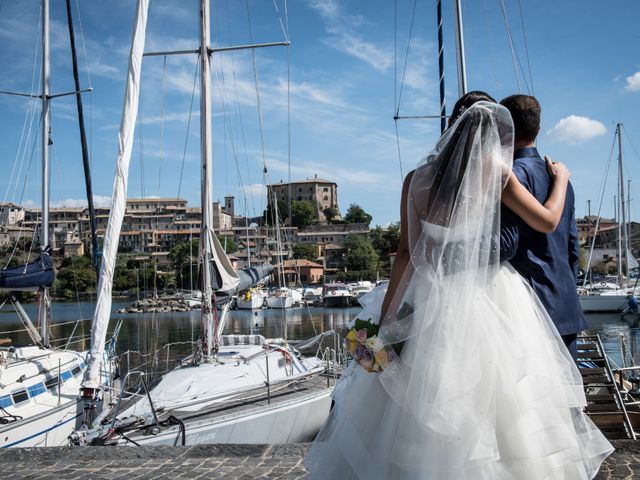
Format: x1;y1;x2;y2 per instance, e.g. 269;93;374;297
100;369;340;444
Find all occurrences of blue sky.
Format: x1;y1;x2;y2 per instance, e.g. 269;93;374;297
0;0;638;226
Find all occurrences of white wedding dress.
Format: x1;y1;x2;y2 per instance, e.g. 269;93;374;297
305;103;613;479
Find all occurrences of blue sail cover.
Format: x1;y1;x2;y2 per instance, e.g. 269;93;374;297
213;264;274;307
0;251;55;291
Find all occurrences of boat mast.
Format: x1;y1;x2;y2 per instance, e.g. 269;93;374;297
436;0;446;134
199;0;216;358
65;0;100;283
617;123;629;281
39;0;51;346
453;0;467;97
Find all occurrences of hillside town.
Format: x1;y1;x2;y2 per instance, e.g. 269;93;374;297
0;177;393;293
1;177;638;294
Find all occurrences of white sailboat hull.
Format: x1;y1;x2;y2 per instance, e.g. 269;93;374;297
265;295;294;309
0;398;82;448
236;291;266;310
0;347;114;448
118;389;332;445
579;294;628;312
76;336;337;447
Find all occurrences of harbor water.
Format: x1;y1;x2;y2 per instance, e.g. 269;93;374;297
1;300;638;370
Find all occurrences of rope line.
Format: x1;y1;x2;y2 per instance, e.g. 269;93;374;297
497;0;524;93
516;0;535;95
176;61;199;201
583;132;618;285
394;121;404;183
395;0;418;116
245;0;268;181
157;56;168;192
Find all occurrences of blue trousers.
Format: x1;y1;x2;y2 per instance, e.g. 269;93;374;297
562;333;578;361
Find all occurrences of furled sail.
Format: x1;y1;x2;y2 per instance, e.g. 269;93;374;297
199;229;240;293
82;0;149;390
0;249;54;291
214;263;273;306
232;264;273;294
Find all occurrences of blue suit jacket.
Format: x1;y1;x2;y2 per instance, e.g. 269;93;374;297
500;147;587;336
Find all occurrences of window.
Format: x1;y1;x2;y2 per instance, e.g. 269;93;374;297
0;395;12;408
45;376;59;390
12;389;29;405
323;196;328;201
323;187;328;192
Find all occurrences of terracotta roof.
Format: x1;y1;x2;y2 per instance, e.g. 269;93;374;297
282;259;323;268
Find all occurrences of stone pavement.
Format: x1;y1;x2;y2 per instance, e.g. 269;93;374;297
0;440;637;479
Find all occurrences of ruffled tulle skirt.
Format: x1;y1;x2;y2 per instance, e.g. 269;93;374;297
305;265;613;479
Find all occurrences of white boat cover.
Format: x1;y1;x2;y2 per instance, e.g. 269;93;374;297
82;0;149;390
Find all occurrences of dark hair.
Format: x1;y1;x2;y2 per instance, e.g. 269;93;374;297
428;107;486;225
448;90;496;127
500;94;540;144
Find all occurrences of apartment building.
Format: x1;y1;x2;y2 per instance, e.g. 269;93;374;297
267;175;341;224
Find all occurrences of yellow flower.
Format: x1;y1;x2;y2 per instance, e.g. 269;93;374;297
346;329;357;342
348;339;358;354
374;348;390;368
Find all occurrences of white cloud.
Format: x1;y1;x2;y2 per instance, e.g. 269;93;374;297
334;32;392;73
625;71;640;92
265;157;389;189
308;0;392;73
546;115;606;144
309;0;339;18
51;195;112;208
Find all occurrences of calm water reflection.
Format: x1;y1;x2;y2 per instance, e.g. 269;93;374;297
0;300;638;367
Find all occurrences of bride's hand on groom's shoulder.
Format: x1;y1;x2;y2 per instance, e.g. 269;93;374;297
545;155;570;182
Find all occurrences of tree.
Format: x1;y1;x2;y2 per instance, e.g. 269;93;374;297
169;239;199;268
290;200;315;228
264;198;288;226
323;206;338;223
344;203;372;225
343;234;378;272
170;239;199;290
217;235;237;253
292;244;317;261
52;255;95;298
370;223;401;275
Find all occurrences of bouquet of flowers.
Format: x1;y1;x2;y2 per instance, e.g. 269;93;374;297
345;318;396;372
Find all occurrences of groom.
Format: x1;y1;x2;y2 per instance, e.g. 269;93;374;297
499;94;586;359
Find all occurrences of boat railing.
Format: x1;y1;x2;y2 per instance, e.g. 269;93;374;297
584;334;637;440
109;370;158;432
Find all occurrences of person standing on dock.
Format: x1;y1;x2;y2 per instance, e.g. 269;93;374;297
499;94;587;360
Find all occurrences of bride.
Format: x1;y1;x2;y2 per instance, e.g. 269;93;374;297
305;100;613;479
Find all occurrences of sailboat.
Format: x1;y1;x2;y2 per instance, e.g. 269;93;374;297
72;0;336;446
0;0;116;448
265;193;299;309
579;124;639;312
